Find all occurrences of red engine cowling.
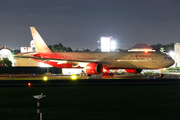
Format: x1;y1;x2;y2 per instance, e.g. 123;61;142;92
85;63;103;74
125;69;142;73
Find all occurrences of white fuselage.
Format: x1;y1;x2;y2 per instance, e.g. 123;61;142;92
39;51;174;69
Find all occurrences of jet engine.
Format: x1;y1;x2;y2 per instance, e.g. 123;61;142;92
125;69;142;73
85;63;103;74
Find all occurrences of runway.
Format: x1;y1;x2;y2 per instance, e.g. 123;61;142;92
1;74;180;87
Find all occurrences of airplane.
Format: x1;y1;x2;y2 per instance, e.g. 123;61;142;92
15;27;175;76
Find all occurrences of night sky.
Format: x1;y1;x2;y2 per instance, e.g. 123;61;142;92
0;0;180;50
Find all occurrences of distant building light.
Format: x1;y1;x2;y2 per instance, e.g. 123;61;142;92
110;40;116;51
101;37;111;52
168;51;175;59
20;40;37;53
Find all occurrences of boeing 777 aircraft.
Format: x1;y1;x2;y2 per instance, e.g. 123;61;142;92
16;27;175;76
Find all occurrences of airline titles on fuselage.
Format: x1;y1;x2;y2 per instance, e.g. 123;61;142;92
135;54;151;58
117;54;154;61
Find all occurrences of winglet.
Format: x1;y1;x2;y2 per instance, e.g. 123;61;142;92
30;27;51;53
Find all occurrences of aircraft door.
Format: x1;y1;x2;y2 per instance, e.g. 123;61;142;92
129;55;133;63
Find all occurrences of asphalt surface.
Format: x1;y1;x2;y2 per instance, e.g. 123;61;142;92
1;74;180;87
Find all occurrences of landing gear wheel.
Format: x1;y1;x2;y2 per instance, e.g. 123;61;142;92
102;72;114;76
110;73;113;76
160;74;164;77
79;73;83;77
102;73;105;76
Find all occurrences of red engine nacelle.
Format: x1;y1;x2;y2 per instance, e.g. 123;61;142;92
85;63;103;74
125;69;142;73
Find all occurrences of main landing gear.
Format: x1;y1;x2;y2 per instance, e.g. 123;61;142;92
102;72;113;76
160;74;164;77
79;71;114;77
79;71;91;77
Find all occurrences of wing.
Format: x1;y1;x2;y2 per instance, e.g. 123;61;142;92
14;52;110;65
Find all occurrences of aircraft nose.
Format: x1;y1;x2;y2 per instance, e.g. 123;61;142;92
169;59;175;66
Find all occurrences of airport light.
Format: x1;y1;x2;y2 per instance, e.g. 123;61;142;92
28;83;31;87
71;75;77;80
144;50;148;53
168;51;175;59
33;93;46;120
101;37;111;52
100;37;117;52
8;54;14;61
110;40;116;51
43;76;48;81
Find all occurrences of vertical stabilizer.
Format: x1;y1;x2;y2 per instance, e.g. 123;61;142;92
30;27;51;53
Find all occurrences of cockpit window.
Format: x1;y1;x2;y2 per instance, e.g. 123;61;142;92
164;57;172;59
